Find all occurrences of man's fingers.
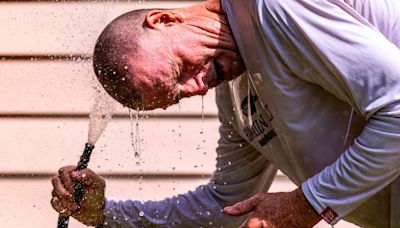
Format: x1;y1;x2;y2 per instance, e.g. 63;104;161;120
58;166;76;193
51;195;76;217
52;176;74;200
224;193;263;216
51;178;78;216
71;169;105;189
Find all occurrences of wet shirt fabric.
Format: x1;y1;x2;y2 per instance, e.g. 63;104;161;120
100;0;400;227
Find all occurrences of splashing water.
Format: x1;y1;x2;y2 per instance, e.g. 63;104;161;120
201;95;205;120
87;88;115;145
177;100;183;159
129;108;141;165
200;96;205;135
135;108;141;163
129;109;135;151
200;96;207;157
178;115;182;137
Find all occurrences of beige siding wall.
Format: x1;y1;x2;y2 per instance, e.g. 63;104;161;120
0;1;353;227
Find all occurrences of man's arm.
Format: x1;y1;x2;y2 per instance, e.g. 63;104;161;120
260;0;400;224
100;112;277;227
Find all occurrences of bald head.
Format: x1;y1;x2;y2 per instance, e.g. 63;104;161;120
93;9;151;109
93;1;242;110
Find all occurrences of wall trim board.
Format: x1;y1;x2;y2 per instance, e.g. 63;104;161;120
0;113;218;119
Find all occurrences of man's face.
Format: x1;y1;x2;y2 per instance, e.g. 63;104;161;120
131;34;244;111
173;45;245;97
128;52;179;110
121;5;245;110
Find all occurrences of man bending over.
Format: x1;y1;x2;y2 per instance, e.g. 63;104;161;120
51;0;400;227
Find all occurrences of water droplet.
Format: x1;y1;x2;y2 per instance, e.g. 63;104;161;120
138;211;144;217
129;109;135;150
135;108;141;160
201;95;205;119
129;108;142;165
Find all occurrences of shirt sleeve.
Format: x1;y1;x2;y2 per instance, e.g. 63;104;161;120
260;0;400;224
100;110;277;227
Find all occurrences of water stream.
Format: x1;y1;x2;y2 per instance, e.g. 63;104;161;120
129;108;142;166
177;100;183;160
87;88;115;145
135;108;141;165
201;95;205;120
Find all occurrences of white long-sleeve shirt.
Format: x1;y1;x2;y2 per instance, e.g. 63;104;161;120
102;0;400;227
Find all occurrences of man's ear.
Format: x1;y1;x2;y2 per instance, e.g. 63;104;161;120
145;10;183;29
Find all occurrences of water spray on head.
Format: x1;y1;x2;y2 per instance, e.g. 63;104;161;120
57;87;115;228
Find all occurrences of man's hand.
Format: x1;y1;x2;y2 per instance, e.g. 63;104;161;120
223;188;321;228
51;166;106;226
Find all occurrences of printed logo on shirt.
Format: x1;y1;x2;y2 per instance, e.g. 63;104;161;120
241;94;259;116
240;92;276;147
